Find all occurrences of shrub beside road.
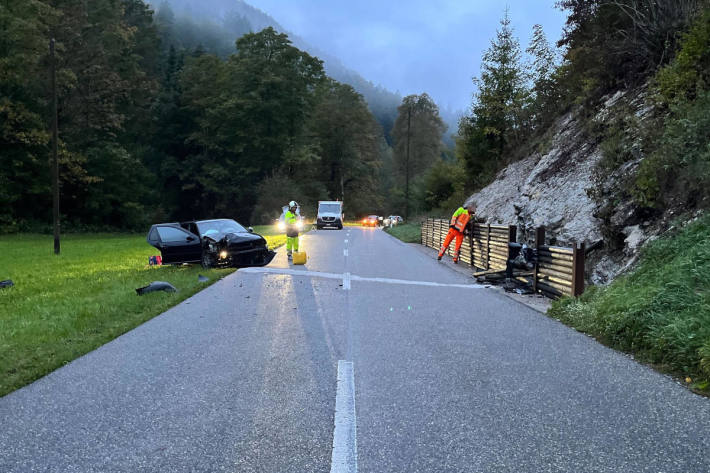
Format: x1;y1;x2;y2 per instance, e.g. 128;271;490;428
550;214;710;393
0;231;284;396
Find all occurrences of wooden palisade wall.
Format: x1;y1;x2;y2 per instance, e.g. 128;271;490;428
421;220;584;299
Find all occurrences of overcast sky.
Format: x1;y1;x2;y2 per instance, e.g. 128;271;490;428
249;1;568;113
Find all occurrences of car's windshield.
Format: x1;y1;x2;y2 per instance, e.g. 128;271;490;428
318;203;342;214
368;215;378;219
196;219;247;237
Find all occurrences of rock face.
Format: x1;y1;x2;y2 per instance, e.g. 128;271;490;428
466;113;604;246
463;110;647;285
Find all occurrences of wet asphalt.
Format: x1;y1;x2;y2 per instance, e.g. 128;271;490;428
1;226;710;472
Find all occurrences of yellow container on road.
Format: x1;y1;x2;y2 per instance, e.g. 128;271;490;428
292;251;307;265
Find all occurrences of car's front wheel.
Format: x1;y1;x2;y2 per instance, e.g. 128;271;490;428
201;250;215;269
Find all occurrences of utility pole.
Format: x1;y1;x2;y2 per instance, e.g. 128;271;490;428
340;171;345;203
50;38;60;255
405;105;411;221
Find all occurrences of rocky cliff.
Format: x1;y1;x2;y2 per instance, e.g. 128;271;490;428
463;92;678;285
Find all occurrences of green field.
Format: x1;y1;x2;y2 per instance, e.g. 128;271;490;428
252;225;286;248
0;230;285;397
384;223;422;243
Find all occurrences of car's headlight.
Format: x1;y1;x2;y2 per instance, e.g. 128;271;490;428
296;220;304;230
219;251;228;259
277;221;286;231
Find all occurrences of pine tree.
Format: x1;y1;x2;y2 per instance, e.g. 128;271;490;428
457;9;529;189
473;9;529;149
526;24;559;130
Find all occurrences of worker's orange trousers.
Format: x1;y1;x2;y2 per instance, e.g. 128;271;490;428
439;228;464;260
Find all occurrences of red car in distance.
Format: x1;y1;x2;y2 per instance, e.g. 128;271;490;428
362;215;379;227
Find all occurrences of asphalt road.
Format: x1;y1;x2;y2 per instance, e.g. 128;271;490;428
2;226;710;472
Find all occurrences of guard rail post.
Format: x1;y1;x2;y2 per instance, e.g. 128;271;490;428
486;224;491;270
572;242;585;297
533;226;545;293
468;223;474;266
508;225;517;245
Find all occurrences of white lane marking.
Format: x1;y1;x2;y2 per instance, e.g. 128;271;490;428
344;249;349;257
344;239;349;244
241;267;342;280
343;272;351;290
350;275;482;289
330;360;358;473
240;267;483;289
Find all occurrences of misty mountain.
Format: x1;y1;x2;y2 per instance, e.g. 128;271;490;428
152;0;403;139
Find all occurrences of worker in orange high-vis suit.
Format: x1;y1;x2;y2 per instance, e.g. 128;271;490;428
438;202;476;264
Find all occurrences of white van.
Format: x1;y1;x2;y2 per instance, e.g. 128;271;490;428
316;201;344;229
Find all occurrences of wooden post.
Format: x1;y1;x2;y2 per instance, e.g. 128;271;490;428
533;226;545;293
572;242;586;297
508;225;517;244
485;224;491;270
474;223;481;270
405;107;411;221
430;218;434;248
50;38;60;255
429;218;433;248
507;225;517;261
468;223;474;268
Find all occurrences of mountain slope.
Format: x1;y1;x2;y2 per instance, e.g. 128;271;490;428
154;0;402;136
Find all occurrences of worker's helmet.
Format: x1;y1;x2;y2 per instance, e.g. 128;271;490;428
288;200;297;210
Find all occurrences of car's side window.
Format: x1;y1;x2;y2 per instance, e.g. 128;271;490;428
156;226;189;243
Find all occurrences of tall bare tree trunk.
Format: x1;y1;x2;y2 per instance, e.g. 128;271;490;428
405;106;411;220
50;38;60;255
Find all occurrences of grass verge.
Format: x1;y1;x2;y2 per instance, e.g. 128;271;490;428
549;214;710;393
0;231;284;397
252;224;287;249
384;223;422;243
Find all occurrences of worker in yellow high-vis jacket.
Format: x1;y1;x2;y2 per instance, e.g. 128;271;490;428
438;202;476;264
285;200;300;260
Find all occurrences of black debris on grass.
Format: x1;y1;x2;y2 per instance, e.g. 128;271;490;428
135;281;177;296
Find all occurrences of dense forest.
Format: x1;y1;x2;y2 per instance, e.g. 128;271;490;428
2;0;709;233
1;0;450;231
0;1;390;231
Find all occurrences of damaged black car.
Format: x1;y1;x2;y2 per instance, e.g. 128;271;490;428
147;219;275;269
